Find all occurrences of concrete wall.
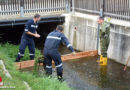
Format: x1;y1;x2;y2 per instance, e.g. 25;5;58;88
63;13;130;66
63;13;98;51
108;25;130;66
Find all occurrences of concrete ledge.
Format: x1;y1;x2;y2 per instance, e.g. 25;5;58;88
23;81;31;90
63;12;130;28
0;60;31;89
0;60;12;79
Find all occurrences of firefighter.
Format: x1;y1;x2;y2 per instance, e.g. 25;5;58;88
16;14;41;62
43;25;76;81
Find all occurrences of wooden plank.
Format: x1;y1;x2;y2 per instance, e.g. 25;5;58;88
15;50;98;69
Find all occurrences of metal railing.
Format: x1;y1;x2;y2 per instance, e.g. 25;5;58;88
23;0;66;13
104;0;130;21
73;0;130;21
73;0;101;15
0;0;20;15
0;0;130;21
0;0;68;16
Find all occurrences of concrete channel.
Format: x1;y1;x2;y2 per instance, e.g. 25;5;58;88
21;46;130;90
0;14;130;90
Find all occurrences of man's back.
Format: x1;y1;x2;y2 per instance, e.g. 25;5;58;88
44;30;74;52
44;30;62;50
43;25;75;81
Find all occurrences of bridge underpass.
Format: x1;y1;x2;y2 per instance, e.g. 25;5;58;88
0;0;130;90
0;16;65;47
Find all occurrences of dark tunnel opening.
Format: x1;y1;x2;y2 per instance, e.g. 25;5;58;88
0;22;64;50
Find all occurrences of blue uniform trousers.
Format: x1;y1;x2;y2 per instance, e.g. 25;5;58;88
16;37;35;61
44;48;63;77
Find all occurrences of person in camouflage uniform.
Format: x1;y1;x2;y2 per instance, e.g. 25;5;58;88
98;18;111;65
100;21;110;57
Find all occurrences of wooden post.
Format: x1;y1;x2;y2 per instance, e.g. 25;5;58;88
124;55;130;71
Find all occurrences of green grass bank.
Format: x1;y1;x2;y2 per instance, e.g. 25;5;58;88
0;43;72;90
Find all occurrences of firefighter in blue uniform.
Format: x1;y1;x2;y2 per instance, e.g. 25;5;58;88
43;25;76;81
16;14;41;62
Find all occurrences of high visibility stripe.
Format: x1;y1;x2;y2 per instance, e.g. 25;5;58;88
47;36;61;40
25;29;28;32
46;65;52;68
29;54;34;56
18;52;24;56
31;25;38;28
67;44;72;48
56;63;63;68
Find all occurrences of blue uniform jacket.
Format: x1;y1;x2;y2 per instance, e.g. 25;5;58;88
44;30;74;52
22;19;38;39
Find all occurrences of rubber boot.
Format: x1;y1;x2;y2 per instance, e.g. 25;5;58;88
100;57;107;66
97;55;103;63
57;73;64;82
30;56;34;60
15;57;20;62
15;59;20;62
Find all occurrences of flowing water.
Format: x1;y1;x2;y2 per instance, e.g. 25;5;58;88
22;46;130;90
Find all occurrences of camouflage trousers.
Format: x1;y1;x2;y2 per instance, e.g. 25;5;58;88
100;35;110;57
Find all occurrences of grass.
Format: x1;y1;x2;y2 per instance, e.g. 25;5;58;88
0;43;72;90
0;43;42;61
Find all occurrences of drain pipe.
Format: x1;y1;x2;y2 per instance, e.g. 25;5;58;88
96;0;104;50
0;16;65;27
0;16;65;23
72;0;75;14
0;20;64;27
65;0;69;13
20;0;24;17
